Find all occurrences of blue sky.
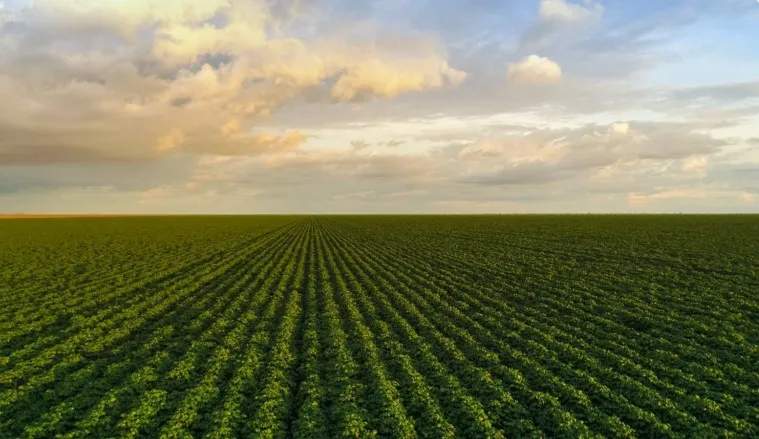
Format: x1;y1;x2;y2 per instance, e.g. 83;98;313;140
0;0;757;213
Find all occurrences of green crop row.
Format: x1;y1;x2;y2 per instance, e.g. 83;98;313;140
1;215;757;438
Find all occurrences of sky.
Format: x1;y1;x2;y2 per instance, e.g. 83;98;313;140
0;0;758;214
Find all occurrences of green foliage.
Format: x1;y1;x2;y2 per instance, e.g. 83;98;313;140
1;215;758;438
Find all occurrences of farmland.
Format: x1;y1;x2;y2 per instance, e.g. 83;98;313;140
1;215;758;438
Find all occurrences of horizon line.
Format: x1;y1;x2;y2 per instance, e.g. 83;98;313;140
2;213;759;218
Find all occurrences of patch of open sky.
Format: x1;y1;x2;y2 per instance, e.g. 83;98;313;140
641;13;759;88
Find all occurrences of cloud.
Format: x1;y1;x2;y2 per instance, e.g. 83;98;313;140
458;139;505;160
3;115;750;213
609;122;629;136
0;0;465;164
139;178;263;204
330;153;438;183
0;5;14;24
681;156;708;175
198;130;308;155
667;81;759;108
433;200;517;213
156;129;185;153
538;0;602;24
351;139;370;151
329;53;468;102
387;189;428;198
507;55;562;85
332;190;375;201
522;0;604;46
741;192;756;204
455;121;728;186
628;189;708;206
1;0;758;214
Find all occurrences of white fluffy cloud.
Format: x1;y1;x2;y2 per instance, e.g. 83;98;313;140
521;0;604;46
538;0;603;24
507;55;563;85
0;0;466;163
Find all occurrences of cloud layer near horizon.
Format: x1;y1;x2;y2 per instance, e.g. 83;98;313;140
1;0;758;213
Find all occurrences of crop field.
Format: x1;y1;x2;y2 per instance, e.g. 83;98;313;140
1;215;758;438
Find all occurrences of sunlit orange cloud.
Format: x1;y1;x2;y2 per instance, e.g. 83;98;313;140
0;0;466;164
